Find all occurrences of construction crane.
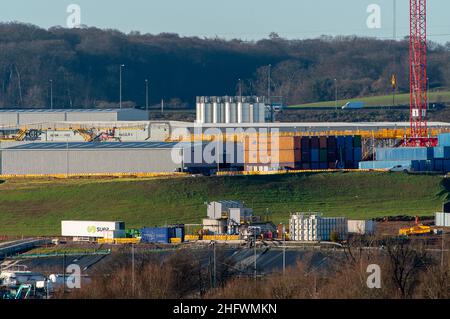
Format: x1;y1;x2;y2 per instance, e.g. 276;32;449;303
403;0;437;147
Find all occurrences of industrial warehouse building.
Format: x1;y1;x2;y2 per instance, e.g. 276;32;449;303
0;108;149;126
0;141;243;176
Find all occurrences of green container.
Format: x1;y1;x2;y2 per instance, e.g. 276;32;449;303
354;136;362;147
319;149;328;162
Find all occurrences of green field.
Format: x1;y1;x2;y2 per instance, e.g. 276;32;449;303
289;91;450;108
0;172;448;236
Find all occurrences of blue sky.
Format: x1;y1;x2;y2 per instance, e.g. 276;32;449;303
1;0;449;42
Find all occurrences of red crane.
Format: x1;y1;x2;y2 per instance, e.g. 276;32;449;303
405;0;437;146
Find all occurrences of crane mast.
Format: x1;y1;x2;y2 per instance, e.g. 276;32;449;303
406;0;436;146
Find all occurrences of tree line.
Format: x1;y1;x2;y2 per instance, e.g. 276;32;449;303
0;22;449;109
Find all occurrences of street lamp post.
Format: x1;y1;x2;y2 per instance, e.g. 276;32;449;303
334;78;338;109
238;78;242;98
49;79;53;110
119;64;125;109
145;79;149;114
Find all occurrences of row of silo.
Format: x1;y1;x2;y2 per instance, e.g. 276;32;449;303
196;96;266;124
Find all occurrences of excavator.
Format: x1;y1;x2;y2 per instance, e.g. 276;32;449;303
399;216;432;236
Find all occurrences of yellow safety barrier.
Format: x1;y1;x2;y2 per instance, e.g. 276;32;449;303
170;238;182;244
0;172;188;180
184;235;200;241
216;168;387;177
114;238;141;244
97;238;114;244
97;238;141;244
202;235;241;241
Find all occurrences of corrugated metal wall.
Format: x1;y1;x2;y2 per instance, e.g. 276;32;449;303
1;148;182;175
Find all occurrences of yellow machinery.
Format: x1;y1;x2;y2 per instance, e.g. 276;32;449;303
399;216;432;236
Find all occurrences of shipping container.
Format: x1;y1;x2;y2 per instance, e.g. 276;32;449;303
433;146;450;159
319;136;327;149
347;220;376;235
289;214;348;241
61;221;125;238
302;163;310;170
311;162;320;170
327;152;337;162
337;136;345;148
140;227;175;244
301;137;310;149
328;162;337;169
311;149;319;162
434;159;444;172
302;151;311;162
359;160;412;170
345;147;354;162
319;162;328;169
435;212;450;227
310;137;319;149
353;136;362;148
444;160;450;172
353;148;362;162
376;147;429;161
327;136;337;150
345;136;353;149
319;149;327;162
438;133;450;147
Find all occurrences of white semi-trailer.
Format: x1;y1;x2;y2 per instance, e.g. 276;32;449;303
61;220;125;241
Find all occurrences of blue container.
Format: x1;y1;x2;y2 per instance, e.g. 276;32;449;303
438;133;450;147
319;162;328;169
411;160;420;171
353;148;362;162
434;159;444;172
376;147;429;161
175;228;184;239
359;160;412;170
344;136;353;148
311;149;319;162
337;136;345;148
433;146;450;159
345;147;354;162
444;160;450;172
418;160;433;172
311;162;320;170
140;227;174;244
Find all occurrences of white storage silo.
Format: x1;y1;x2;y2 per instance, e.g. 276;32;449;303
237;100;243;124
252;103;259;123
258;102;266;123
212;99;219;124
219;101;225;124
241;102;250;123
200;102;206;123
196;101;201;123
230;100;238;123
249;104;254;123
204;101;213;123
225;99;231;124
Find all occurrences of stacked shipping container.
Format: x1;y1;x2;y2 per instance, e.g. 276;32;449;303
140;226;184;244
359;133;450;172
244;135;362;171
289;213;348;241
